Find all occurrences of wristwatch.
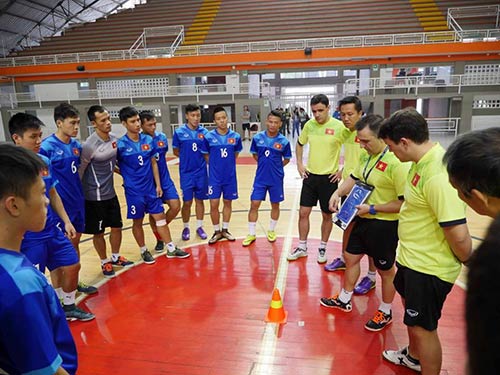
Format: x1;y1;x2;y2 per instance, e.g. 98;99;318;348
369;204;377;215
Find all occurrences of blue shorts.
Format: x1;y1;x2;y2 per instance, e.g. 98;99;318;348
161;179;180;202
125;192;164;219
208;181;238;200
21;228;79;272
56;207;85;233
251;183;284;203
181;173;208;202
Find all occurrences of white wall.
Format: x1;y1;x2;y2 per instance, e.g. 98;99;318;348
33;82;79;101
471;115;500;130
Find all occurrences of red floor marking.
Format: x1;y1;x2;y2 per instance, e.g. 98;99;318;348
71;238;466;375
236;156;257;165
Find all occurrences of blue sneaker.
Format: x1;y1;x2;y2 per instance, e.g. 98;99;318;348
182;227;190;241
354;276;376;295
324;257;346;272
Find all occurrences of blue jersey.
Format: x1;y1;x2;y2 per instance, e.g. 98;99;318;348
172;124;208;183
117;133;156;195
250;131;292;186
23;154;59;241
0;249;77;375
152;131;174;189
201;129;242;185
40;135;84;216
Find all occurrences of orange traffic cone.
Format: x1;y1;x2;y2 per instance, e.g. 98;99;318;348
265;288;288;324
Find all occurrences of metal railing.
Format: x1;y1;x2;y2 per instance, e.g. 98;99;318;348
344;73;500;96
1;28;499;68
447;5;500;32
0;82;271;108
129;25;184;58
427;117;460;136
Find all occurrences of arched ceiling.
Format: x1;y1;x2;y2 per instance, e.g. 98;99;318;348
0;0;134;57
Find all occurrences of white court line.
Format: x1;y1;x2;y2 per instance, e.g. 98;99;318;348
252;183;301;374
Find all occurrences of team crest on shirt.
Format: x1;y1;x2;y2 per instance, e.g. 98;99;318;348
72;148;79;156
112;141;117;149
376;161;387;172
325;128;335;135
198;134;204;139
273;142;282;150
157;140;165;148
354;136;360;143
411;173;421;186
228;138;235;144
141;144;150;151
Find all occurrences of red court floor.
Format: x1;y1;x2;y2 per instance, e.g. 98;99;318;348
71;238;466;375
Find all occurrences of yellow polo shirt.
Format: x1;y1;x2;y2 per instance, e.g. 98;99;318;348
352;148;410;221
342;128;367;181
298;117;346;175
396;143;467;283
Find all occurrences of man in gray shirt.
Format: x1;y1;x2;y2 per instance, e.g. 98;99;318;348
80;105;133;278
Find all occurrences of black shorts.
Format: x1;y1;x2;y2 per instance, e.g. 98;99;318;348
242;123;250;131
346;218;398;271
84;196;123;234
394;263;453;331
300;173;337;213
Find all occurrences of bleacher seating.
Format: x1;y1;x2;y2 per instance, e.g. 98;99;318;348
10;0;500;58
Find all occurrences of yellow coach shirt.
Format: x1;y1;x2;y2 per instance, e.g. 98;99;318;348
298;117;346;175
396;143;467;284
352;149;410;221
342;129;367;181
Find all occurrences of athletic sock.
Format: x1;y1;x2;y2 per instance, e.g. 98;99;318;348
298;240;307;250
196;220;203;228
111;253;120;262
339;288;353;304
140;246;148;254
319;240;327;249
367;270;377;282
269;219;278;231
379;302;392;315
222;222;229;230
249;222;256;236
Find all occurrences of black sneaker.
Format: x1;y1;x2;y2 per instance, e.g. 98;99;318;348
319;294;352;312
64;304;95;322
166;247;191;259
365;310;392;331
154;240;165;252
141;250;156;264
77;281;98;295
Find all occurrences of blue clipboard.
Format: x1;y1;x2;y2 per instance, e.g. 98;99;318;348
333;181;374;230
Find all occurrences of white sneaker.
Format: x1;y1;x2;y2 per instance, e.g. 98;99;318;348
382;346;422;372
317;248;327;264
287;247;308;261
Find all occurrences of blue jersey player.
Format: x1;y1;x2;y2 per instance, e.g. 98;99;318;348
40;103;97;295
0;144;78;375
172;104;209;241
140;110;181;252
9;113;94;322
117;106;189;264
243;110;292;247
201;106;243;244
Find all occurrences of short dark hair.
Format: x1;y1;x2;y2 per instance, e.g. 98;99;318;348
119;106;139;122
310;94;329;107
267;109;282;120
139;110;156;123
355;114;384;137
54;102;79;123
338;96;362;113
443;128;500;198
8;113;45;141
87;105;107;122
0;143;45;200
466;214;500;375
379;107;429;144
185;104;200;114
212;106;226;117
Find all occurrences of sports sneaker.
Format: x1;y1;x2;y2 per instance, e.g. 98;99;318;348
154;240;165;252
317;248;327;264
209;231;223;244
101;262;115;278
64;305;95;322
181;227;190;241
319;294;352;312
287;247;308;261
221;229;235;241
77;281;98;295
267;230;277;242
141;250;156;264
196;227;208;240
166;247;191;259
382;346;422;372
324;257;346;272
111;255;134;267
365;310;392;331
242;234;256;247
354;276;376;295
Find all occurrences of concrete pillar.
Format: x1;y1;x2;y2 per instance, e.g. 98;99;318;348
459;92;474;134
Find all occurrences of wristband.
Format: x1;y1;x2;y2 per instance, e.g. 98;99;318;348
369;204;377;215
